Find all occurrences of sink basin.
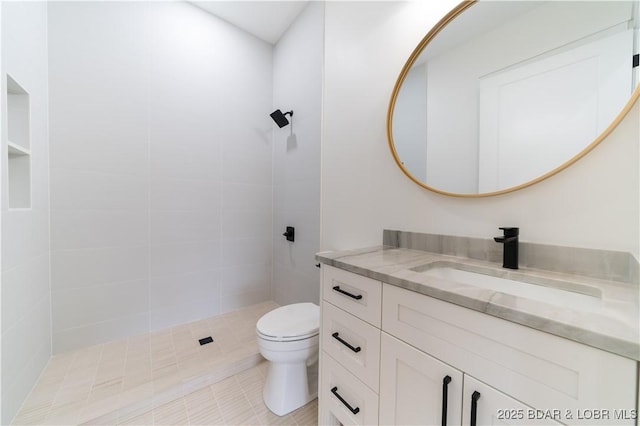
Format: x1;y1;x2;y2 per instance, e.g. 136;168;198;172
415;262;602;311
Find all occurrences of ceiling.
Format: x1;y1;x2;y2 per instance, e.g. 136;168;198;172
191;1;309;44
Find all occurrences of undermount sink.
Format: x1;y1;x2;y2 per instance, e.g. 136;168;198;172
414;262;602;311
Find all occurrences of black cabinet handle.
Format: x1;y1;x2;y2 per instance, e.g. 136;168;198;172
441;375;452;426
332;332;361;353
470;391;481;426
332;285;363;300
331;386;360;415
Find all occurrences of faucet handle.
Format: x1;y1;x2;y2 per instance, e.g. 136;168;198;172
498;227;519;237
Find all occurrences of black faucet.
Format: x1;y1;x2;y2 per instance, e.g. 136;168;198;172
494;227;519;269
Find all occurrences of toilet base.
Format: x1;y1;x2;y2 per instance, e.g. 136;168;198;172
263;359;318;416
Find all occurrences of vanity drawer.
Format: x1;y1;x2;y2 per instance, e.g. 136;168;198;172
382;283;637;425
322;301;381;392
322;265;382;327
320;352;379;426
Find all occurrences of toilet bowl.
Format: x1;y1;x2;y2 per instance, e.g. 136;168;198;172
256;302;320;416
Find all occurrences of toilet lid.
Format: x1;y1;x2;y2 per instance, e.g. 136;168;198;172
257;303;319;340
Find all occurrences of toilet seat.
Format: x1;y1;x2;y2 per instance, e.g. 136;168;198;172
256;303;319;342
257;329;318;342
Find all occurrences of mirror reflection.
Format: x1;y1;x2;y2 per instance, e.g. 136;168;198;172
390;0;639;196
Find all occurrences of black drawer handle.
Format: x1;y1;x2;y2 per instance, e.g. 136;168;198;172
470;391;481;426
331;386;360;415
332;332;361;353
441;375;451;426
332;285;363;300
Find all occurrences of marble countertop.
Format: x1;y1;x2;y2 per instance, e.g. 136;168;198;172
316;246;640;361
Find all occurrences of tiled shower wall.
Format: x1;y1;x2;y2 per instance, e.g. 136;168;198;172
272;3;323;306
48;2;274;353
1;2;51;422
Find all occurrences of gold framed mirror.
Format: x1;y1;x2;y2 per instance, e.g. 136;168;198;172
388;0;640;197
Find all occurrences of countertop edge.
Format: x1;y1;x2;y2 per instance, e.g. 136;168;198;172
316;250;640;361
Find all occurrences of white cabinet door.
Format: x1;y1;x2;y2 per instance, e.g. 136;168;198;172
382;283;637;424
462;375;562;426
379;333;463;426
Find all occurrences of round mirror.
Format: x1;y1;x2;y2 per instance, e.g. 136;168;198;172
388;0;640;197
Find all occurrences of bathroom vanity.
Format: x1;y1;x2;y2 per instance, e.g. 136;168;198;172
316;0;640;423
316;234;639;426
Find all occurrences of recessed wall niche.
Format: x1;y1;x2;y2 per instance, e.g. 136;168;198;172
7;74;31;209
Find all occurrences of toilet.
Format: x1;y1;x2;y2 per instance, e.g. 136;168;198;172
256;302;320;416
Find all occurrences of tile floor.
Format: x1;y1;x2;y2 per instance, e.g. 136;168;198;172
12;301;318;425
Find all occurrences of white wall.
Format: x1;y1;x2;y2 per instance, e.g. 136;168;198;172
1;2;51;423
321;1;640;260
272;3;323;305
48;2;274;353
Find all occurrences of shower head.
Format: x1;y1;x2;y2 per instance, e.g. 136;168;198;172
270;109;293;128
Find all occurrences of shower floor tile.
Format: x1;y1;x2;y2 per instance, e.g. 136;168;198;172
12;301;318;425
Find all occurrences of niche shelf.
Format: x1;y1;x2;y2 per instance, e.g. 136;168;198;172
7;74;31;209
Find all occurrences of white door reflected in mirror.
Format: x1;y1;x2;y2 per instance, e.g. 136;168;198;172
389;0;640;196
